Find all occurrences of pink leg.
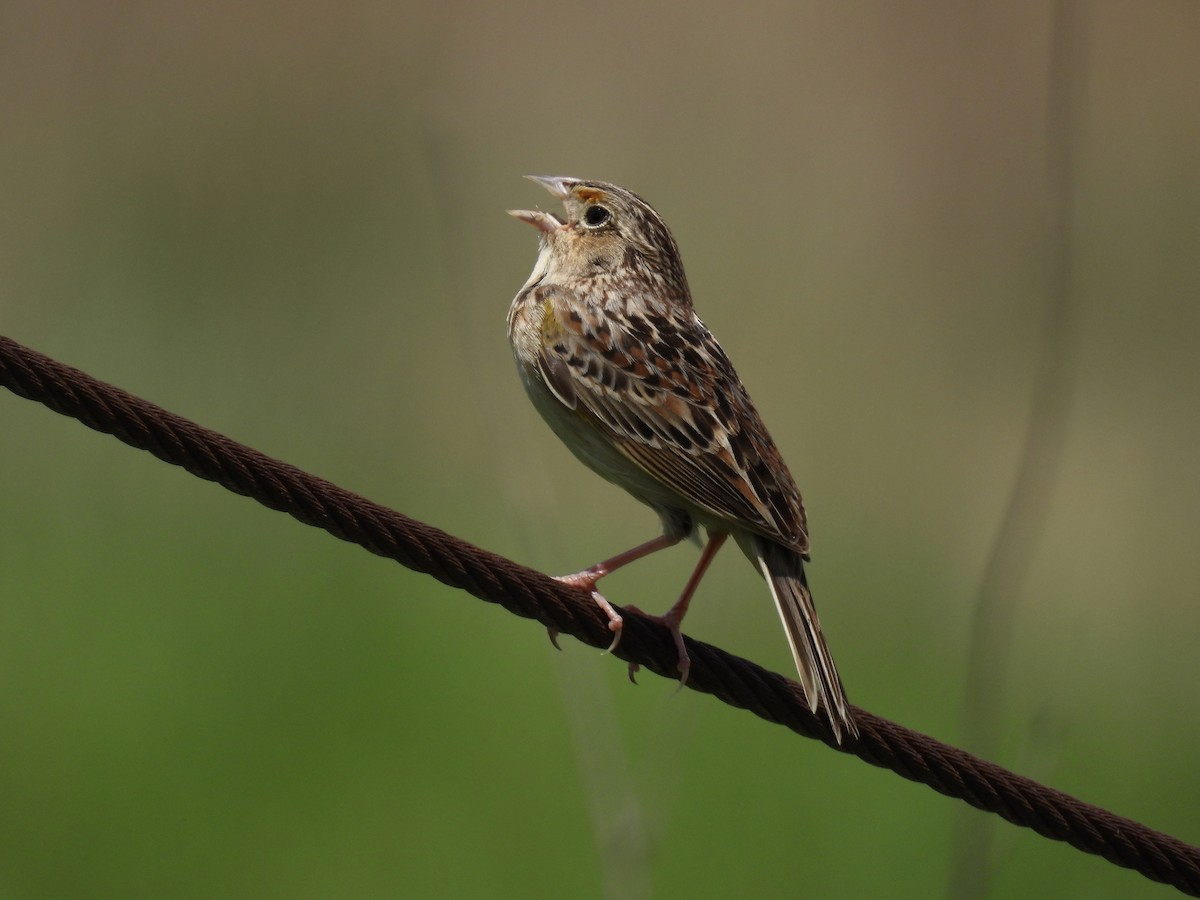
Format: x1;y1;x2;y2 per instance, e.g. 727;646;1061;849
628;532;729;686
553;533;683;653
557;533;683;591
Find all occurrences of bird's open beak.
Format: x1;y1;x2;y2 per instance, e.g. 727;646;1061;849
507;208;565;234
507;175;578;234
524;174;575;199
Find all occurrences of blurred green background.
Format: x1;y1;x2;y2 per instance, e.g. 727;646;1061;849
2;2;1198;897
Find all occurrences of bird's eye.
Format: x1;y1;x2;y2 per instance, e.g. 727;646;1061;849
582;205;612;228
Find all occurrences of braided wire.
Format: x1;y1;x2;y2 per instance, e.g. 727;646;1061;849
3;334;1198;895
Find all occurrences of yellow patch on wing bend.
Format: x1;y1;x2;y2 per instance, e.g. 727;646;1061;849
539;296;564;342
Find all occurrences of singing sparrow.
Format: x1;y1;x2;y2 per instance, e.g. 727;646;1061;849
507;176;856;743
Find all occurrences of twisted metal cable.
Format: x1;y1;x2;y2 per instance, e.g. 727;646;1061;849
3;333;1198;895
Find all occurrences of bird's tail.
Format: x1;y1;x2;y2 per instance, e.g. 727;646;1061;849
753;536;857;743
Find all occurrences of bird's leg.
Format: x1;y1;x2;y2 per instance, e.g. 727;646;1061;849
557;533;683;590
552;533;682;652
626;532;728;685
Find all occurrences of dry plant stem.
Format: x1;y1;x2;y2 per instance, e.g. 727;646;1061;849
949;3;1084;896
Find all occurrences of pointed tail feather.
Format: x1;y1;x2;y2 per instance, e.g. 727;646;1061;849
754;537;857;743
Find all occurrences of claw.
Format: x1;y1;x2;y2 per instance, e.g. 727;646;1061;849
589;590;623;654
669;650;691;689
625;603;691;687
546;626;562;651
553;574;623;653
675;650;691;689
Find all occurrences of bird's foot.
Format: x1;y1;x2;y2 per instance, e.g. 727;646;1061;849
554;574;623;653
623;604;691;688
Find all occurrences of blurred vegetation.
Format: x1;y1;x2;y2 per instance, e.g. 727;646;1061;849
2;2;1198;897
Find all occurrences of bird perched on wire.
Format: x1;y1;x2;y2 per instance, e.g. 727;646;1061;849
507;176;857;743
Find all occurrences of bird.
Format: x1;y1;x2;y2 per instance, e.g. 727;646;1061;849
507;176;857;743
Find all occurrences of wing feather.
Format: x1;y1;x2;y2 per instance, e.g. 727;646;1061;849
534;284;809;554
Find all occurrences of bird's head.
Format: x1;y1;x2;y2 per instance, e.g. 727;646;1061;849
509;175;689;300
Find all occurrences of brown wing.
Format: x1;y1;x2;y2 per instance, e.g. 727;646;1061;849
534;284;810;554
